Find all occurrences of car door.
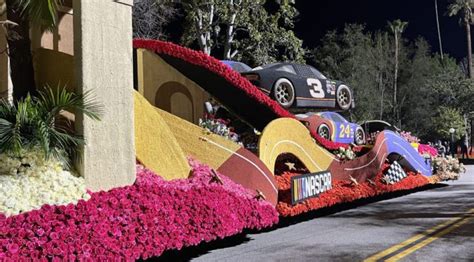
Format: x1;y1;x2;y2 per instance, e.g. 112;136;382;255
328;113;354;143
293;65;336;108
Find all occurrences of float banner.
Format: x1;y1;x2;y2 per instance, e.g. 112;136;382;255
291;171;332;205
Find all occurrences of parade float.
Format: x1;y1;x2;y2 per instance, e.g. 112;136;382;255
0;39;465;260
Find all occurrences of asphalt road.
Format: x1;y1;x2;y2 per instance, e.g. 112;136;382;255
156;165;474;262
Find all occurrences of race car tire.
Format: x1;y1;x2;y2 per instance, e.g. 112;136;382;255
317;123;331;140
336;85;352;111
355;126;366;145
272;78;295;108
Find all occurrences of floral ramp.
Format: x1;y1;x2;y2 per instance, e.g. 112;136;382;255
133;39;362;152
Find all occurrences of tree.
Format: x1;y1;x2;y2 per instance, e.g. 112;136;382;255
4;0;61;100
433;107;467;140
132;0;178;40
447;0;473;79
435;0;444;61
180;0;305;64
312;23;474;140
388;19;408;127
236;1;305;65
401;38;441;138
180;0;219;55
313;24;392;122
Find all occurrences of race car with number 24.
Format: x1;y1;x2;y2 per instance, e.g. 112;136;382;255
241;63;355;110
296;112;366;145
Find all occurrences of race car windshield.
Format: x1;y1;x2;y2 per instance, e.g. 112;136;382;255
330;113;347;122
234;62;252;72
259;63;279;69
275;65;296;75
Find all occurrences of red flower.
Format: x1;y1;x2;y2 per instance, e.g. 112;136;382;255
275;166;429;217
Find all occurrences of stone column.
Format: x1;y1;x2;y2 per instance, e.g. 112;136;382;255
73;0;136;191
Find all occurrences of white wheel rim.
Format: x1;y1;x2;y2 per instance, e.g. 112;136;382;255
337;87;351;109
275;82;294;107
318;125;330;139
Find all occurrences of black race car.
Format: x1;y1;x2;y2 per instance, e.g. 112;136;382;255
241;63;354;110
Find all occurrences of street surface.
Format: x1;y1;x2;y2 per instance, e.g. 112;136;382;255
156;165;474;262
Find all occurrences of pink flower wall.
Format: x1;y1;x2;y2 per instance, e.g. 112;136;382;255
0;161;278;260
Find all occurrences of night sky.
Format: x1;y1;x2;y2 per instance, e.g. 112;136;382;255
294;0;466;60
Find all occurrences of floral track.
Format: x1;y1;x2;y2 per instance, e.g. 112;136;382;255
275;163;430;217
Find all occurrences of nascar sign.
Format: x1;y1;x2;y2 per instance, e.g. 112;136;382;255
291;171;332;205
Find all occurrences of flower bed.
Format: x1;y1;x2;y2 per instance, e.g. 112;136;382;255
417;144;438;157
0;149;90;216
0;160;278;260
275;164;430;217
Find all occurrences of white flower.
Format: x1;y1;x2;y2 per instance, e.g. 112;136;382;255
0;149;90;216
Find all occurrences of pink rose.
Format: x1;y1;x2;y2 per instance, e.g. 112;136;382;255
7;243;19;254
35;228;45;237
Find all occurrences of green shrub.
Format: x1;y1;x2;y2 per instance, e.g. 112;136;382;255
0;86;102;169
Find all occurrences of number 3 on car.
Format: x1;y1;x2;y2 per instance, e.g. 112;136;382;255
339;124;351;138
307;78;325;98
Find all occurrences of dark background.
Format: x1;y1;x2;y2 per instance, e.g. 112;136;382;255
294;0;465;60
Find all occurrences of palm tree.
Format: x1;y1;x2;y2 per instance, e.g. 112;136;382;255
388;19;408;127
4;0;61;100
435;0;444;61
448;0;473;79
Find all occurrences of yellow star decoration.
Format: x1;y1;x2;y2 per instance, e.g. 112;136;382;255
285;162;296;171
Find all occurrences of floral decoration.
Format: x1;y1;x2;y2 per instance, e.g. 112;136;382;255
0;148;90;216
431;156;466;182
133;39;293;122
275;164;430;217
0;160;278;260
417;144;438;158
367;131;381;145
399;131;420;144
334;146;356;160
133;39;362;153
199;117;240;143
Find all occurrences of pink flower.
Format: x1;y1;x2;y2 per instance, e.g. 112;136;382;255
7;243;19;254
50;232;59;240
35;228;45;237
0;162;278;259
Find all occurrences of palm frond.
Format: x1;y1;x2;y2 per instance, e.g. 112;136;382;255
37;85;104;124
0;118;15;154
446;0;472;24
16;0;63;31
48;128;83;168
0;86;102;169
36;120;50;158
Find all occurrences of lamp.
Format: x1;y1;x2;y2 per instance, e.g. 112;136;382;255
449;128;456;157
